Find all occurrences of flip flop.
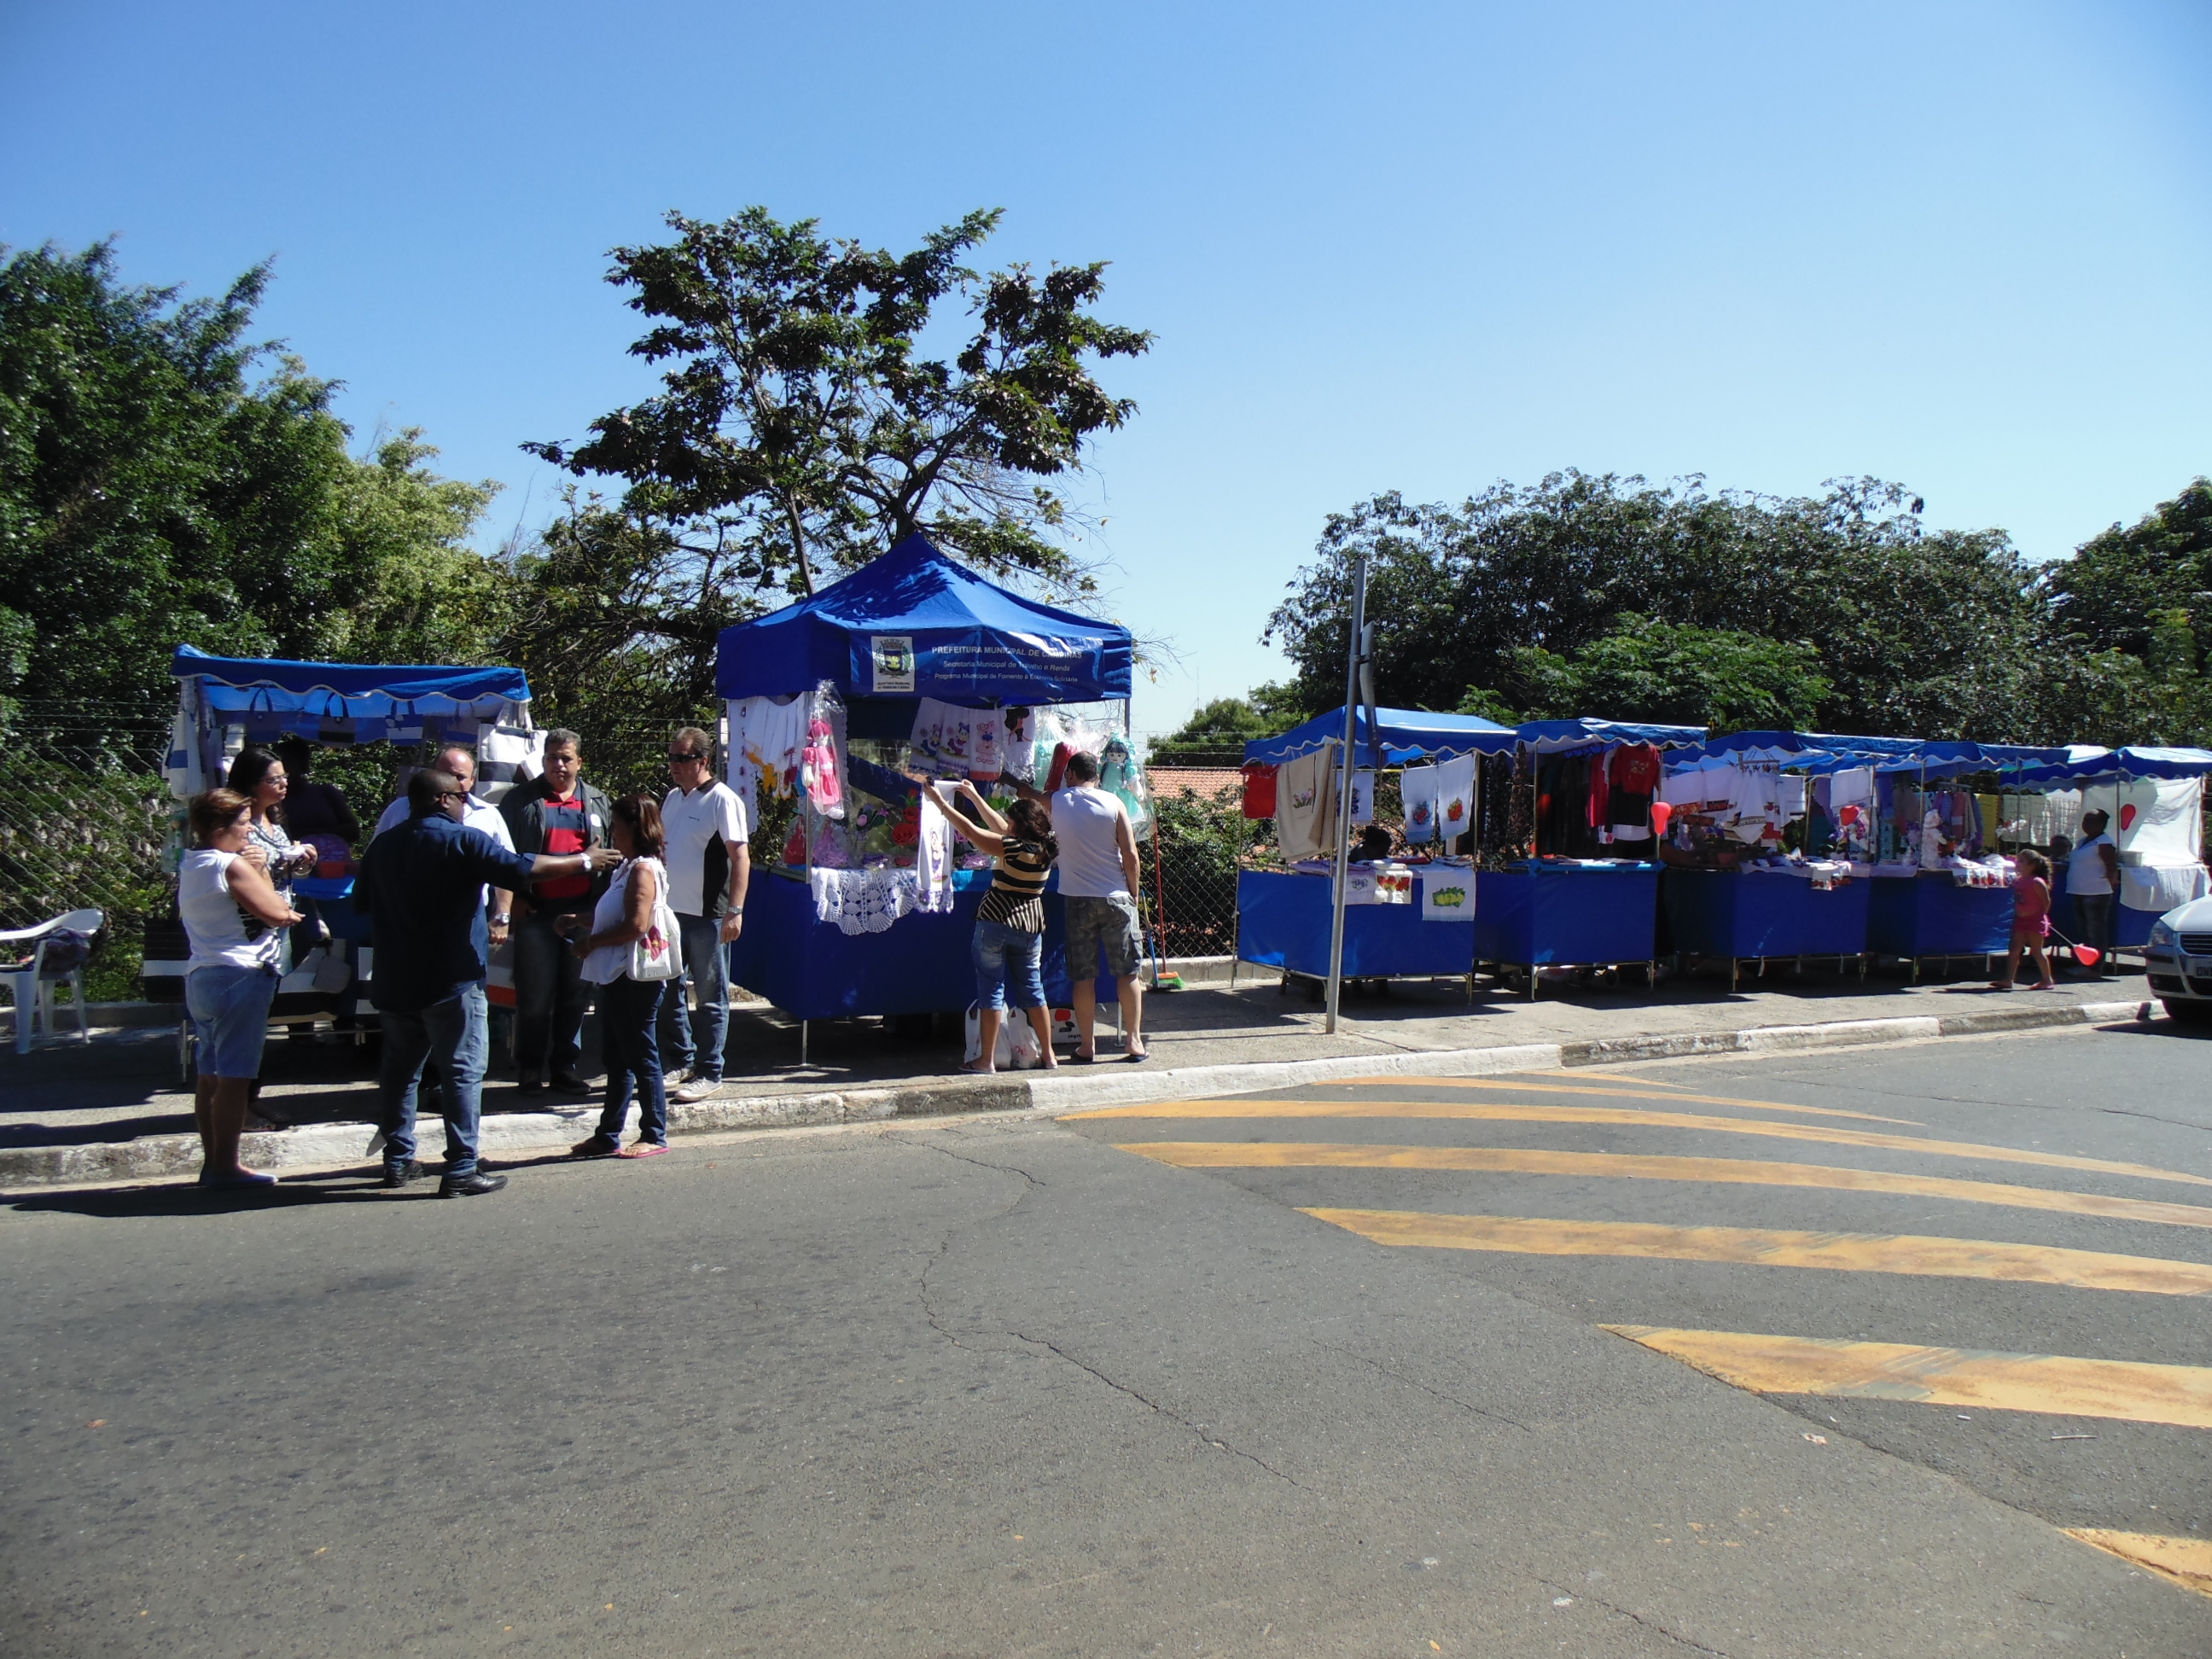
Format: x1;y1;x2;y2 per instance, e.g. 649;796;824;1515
1124;1048;1150;1063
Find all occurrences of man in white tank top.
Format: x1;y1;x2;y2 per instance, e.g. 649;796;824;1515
1046;751;1147;1062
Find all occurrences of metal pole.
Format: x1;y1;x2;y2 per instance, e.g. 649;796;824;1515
1324;556;1369;1033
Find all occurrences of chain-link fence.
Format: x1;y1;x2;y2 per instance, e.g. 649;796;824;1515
0;702;177;1002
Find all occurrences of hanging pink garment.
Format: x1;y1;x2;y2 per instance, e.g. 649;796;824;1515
802;716;843;816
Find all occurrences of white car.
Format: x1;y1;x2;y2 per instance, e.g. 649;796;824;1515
2144;896;2212;1025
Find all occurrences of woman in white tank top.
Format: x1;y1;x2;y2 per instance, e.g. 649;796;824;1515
178;789;303;1188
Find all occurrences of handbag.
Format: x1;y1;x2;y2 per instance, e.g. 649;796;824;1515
626;859;684;981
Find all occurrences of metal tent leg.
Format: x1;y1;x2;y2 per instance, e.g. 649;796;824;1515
800;1019;808;1065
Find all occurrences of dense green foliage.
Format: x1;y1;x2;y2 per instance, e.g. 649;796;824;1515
1505;615;1831;733
0;242;506;716
1150;696;1278;760
527;207;1150;599
1260;471;2188;744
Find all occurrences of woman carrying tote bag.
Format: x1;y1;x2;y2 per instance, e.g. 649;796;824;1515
566;794;682;1160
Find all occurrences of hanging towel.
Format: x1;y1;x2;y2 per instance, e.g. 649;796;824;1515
1434;754;1477;845
1242;762;1278;820
1276;745;1337;862
1400;765;1441;844
1349;769;1376;828
969;708;1004;779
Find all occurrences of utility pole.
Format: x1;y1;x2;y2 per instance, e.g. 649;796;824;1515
1324;555;1371;1033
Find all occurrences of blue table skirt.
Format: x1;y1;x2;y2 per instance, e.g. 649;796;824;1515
1867;875;2014;958
727;869;1088;1022
1473;863;1659;968
1662;870;1871;960
1236;870;1473;979
2050;876;2157;947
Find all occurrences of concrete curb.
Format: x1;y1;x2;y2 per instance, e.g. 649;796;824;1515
0;1001;2157;1191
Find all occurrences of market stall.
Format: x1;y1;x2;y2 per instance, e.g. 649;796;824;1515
717;534;1137;1042
1470;719;1704;994
1234;707;1512;985
1845;742;2071;975
151;646;539;1051
1652;731;1883;987
2011;747;2212;952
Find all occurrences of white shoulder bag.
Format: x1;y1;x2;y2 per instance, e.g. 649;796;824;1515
626;859;684;981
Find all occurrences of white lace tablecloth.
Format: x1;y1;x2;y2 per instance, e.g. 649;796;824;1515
809;866;958;935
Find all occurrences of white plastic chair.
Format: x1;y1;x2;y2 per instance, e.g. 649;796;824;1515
0;908;103;1054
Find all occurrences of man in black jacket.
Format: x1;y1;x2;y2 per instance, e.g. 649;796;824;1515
359;767;617;1194
499;730;614;1093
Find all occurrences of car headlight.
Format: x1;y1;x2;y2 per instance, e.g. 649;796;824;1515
2150;921;2175;946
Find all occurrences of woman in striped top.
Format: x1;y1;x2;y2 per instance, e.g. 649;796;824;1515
926;779;1061;1074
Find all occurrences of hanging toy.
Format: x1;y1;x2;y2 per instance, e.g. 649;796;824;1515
801;714;844;818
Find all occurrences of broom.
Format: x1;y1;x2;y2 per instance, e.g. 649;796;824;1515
2046;924;2102;970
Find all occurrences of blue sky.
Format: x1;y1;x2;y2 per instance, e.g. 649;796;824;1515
6;1;2209;734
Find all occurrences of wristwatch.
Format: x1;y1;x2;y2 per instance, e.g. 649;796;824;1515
490;913;512;926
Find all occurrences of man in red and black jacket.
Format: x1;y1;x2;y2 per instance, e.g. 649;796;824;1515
499;730;614;1094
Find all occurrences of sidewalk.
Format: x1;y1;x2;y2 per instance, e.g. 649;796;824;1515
0;960;2180;1187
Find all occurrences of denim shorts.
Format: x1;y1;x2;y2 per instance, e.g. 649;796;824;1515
186;963;280;1080
972;919;1045;1010
1064;894;1142;981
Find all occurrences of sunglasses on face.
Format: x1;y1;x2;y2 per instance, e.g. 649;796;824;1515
667;752;705;764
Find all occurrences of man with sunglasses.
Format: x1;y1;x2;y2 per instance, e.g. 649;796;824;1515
658;725;750;1101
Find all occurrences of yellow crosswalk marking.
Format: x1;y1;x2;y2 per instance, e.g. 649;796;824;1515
1330;1075;1920;1125
1300;1208;2212;1295
2065;1530;2212;1599
1069;1098;2212;1190
1604;1326;2212;1429
1121;1142;2212;1231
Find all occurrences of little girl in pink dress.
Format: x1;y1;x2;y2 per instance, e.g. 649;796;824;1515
1992;849;2058;990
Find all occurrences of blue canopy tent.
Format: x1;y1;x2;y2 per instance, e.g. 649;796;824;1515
715;537;1138;1038
167;645;533;796
1459;719;1711;994
717;533;1132;706
1236;709;1511;987
1243;706;1515;768
2005;747;2212;953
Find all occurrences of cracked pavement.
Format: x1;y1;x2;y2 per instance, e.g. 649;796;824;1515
3;1087;2205;1656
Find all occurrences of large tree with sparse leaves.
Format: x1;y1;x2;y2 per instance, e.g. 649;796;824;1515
526;207;1151;598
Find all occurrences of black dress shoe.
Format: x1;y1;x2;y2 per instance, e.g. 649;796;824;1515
514;1076;549;1096
381;1161;425;1189
550;1073;595;1096
437;1171;509;1198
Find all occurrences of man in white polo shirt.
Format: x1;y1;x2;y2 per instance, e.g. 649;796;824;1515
660;725;750;1101
1048;750;1147;1062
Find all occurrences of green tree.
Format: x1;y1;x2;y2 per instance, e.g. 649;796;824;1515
322;428;506;666
1506;614;1831;732
1150;696;1277;762
0;241;508;717
496;491;768;787
1266;472;2046;741
527;207;1151;597
2043;478;2212;658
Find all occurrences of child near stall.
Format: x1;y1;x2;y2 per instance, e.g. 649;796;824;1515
1991;849;2058;991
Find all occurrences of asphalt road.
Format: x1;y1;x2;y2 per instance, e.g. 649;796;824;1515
3;1024;2208;1657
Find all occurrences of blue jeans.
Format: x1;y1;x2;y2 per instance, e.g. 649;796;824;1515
657;912;731;1084
378;985;489;1174
597;975;669;1145
513;910;588;1079
972;919;1045;1010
